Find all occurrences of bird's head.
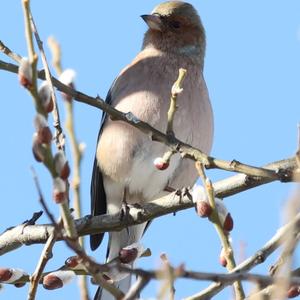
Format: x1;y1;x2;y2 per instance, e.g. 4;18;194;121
141;1;206;61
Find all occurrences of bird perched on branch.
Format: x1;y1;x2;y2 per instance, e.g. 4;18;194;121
91;1;213;298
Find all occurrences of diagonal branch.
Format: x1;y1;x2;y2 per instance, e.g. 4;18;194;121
0;157;296;256
0;58;292;180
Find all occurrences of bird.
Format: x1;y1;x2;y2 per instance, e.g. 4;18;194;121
90;1;213;298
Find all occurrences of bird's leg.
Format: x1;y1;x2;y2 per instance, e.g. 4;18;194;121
120;187;130;222
164;185;176;193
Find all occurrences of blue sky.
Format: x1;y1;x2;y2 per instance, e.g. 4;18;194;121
0;1;299;299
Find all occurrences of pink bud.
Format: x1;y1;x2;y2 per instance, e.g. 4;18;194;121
196;201;212;218
18;57;32;88
223;213;234;232
54;151;70;180
52;178;66;204
43;274;63;290
119;243;145;264
288;286;300;298
59;69;76;102
65;256;79;268
154;157;169;170
34;114;52;144
43;271;74;290
219;248;227;267
38;82;53;113
32;133;45;162
119;248;138;264
0;268;27;283
0;268;12;282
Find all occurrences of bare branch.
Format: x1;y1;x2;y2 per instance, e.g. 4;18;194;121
0;58;293;180
0;157;296;257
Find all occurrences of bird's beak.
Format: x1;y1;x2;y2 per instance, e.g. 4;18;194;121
141;14;163;31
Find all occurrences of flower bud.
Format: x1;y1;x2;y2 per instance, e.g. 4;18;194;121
223;213;234;232
52;178;66;204
59;69;76;102
119;243;145;264
154;157;169;170
191;185;206;203
196;200;212;218
288;286;300;298
18;57;32;88
14;282;26;288
0;268;27;283
65;256;79;269
38;81;53;113
215;198;234;232
32;133;45;162
0;268;12;282
219;248;227;267
119;248;138;264
54;151;70;180
34;114;52;144
43;271;74;290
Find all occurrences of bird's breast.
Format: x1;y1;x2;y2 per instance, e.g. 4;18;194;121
98;53;213;202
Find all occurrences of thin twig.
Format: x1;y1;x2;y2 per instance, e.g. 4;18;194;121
166;68;186;136
186;207;300;299
47;37;63;75
27;232;56;300
21;1;42;115
31;169;122;299
0;157;296;256
0;40;22;63
195;161;245;300
48;36;89;300
31;166;58;229
29;11;64;151
0;58;293;181
123;276;150;300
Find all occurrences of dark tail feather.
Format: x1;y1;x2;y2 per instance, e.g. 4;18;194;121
90;157;107;251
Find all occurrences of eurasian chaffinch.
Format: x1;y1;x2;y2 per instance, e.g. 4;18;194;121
91;1;213;298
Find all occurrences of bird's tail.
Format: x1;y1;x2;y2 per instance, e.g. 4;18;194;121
94;277;132;300
94;223;147;300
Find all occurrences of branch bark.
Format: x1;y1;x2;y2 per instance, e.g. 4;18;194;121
0;157;296;256
0;59;293;180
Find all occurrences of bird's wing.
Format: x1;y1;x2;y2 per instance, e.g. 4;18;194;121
90;82;116;251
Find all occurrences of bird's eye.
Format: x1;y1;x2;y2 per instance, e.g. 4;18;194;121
170;21;181;29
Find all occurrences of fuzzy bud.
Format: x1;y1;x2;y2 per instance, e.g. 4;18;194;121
0;268;13;282
43;271;74;290
34;114;52;144
288;286;300;298
215;198;234;232
0;268;27;283
32;133;45;162
65;256;79;269
119;248;138;264
54;151;70;180
223;213;234;232
119;243;145;264
14;282;26;288
196;200;213;218
59;69;76;102
38;81;53;113
78;143;86;154
52;178;66;203
18;57;32;88
154;157;169;171
191;185;206;203
219;248;227;267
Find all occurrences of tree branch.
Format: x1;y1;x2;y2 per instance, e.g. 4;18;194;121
0;157;296;256
0;58;294;180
